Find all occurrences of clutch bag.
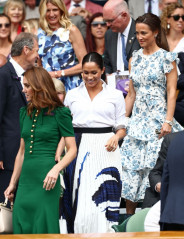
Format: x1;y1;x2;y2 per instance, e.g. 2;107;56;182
0;198;13;234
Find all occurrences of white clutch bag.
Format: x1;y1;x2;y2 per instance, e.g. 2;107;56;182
0;198;13;234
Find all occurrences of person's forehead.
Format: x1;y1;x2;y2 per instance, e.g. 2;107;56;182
163;0;178;5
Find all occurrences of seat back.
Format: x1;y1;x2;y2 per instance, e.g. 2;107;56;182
126;208;150;232
112;217;130;232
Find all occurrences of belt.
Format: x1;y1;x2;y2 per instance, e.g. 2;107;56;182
73;127;113;134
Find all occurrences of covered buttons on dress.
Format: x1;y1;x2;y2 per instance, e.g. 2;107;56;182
29;110;38;154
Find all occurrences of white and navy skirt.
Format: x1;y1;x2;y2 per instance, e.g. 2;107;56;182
60;127;122;233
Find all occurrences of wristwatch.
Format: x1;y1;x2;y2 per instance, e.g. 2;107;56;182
164;120;173;126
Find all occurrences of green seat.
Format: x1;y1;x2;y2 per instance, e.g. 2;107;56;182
112;217;130;232
126;208;150;232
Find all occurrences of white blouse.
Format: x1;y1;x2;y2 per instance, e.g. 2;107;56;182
64;81;126;130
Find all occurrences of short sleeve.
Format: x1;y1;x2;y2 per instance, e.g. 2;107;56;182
163;52;179;74
55;107;74;137
19;106;27;137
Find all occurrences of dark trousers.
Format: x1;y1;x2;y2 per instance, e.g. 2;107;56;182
160;222;184;231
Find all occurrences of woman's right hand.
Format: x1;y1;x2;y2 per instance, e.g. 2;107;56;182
4;184;16;202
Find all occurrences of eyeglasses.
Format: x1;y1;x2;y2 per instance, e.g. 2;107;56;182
169;14;184;21
104;12;122;24
0;23;10;28
91;21;107;27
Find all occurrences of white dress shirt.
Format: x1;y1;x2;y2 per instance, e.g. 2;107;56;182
64;81;126;130
68;0;86;13
9;57;25;87
144;0;159;16
117;18;132;72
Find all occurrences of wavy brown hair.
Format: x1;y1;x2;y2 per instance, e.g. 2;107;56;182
24;66;64;116
160;3;184;35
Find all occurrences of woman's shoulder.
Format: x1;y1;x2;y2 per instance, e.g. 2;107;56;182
54;106;72;116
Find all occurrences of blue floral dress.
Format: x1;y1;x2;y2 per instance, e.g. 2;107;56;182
38;28;82;92
120;48;183;202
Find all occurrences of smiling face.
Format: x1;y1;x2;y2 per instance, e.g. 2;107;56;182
91;16;107;39
136;23;158;49
7;3;23;24
0;16;11;39
46;2;61;30
82;62;104;89
167;8;184;33
22;76;33;102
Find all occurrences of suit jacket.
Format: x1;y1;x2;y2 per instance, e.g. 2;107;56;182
0;61;27;171
64;0;103;14
128;0;145;20
142;132;178;208
70;15;86;39
104;19;140;74
160;131;184;225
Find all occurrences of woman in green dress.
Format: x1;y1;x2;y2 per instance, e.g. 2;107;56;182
4;66;77;234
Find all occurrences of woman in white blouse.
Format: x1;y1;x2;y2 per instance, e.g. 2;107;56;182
60;52;126;234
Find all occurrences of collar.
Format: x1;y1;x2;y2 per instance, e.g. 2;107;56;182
122;18;132;39
71;0;86;8
9;57;25;77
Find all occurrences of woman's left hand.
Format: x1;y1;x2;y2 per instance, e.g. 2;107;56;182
105;135;119;152
43;165;60;191
159;122;172;139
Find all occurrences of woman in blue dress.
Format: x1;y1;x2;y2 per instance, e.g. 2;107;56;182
120;13;183;215
38;0;87;92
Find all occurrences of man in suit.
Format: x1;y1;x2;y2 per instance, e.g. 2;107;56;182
103;0;140;74
70;15;86;39
160;130;184;230
142;132;177;209
0;32;39;203
128;0;159;20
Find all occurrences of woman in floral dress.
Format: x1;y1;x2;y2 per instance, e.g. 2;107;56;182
120;13;183;215
38;0;87;92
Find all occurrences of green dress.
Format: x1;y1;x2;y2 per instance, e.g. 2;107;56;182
13;106;74;234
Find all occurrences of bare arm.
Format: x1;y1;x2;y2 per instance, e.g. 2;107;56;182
43;136;77;190
49;25;87;78
159;61;177;139
55;137;65;162
4;139;25;201
125;58;136;116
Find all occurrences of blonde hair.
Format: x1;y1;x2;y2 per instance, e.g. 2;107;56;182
22;18;39;34
161;3;184;34
4;0;26;23
52;78;66;98
39;0;72;35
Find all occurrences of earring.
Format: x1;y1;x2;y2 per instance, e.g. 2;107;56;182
167;23;170;29
154;35;157;38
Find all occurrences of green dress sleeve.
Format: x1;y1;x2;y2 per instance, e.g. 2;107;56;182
19;106;27;138
55;107;74;137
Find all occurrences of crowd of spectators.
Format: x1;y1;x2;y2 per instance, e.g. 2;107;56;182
0;0;184;235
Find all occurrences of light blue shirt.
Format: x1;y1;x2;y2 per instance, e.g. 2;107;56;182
144;0;159;16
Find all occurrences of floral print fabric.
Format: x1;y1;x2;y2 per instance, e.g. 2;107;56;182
38;27;82;92
120;48;183;202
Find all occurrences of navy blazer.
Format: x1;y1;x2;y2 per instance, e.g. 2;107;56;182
0;61;27;171
160;131;184;225
104;19;140;74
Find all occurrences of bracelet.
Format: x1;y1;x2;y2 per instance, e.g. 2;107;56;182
61;70;65;77
164;120;173;126
54;71;58;78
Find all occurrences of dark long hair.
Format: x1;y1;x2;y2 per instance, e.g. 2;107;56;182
85;12;104;53
25;66;64;116
136;13;169;51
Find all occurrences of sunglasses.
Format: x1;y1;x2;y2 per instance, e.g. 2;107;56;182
169;14;184;21
0;23;10;28
91;21;107;27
